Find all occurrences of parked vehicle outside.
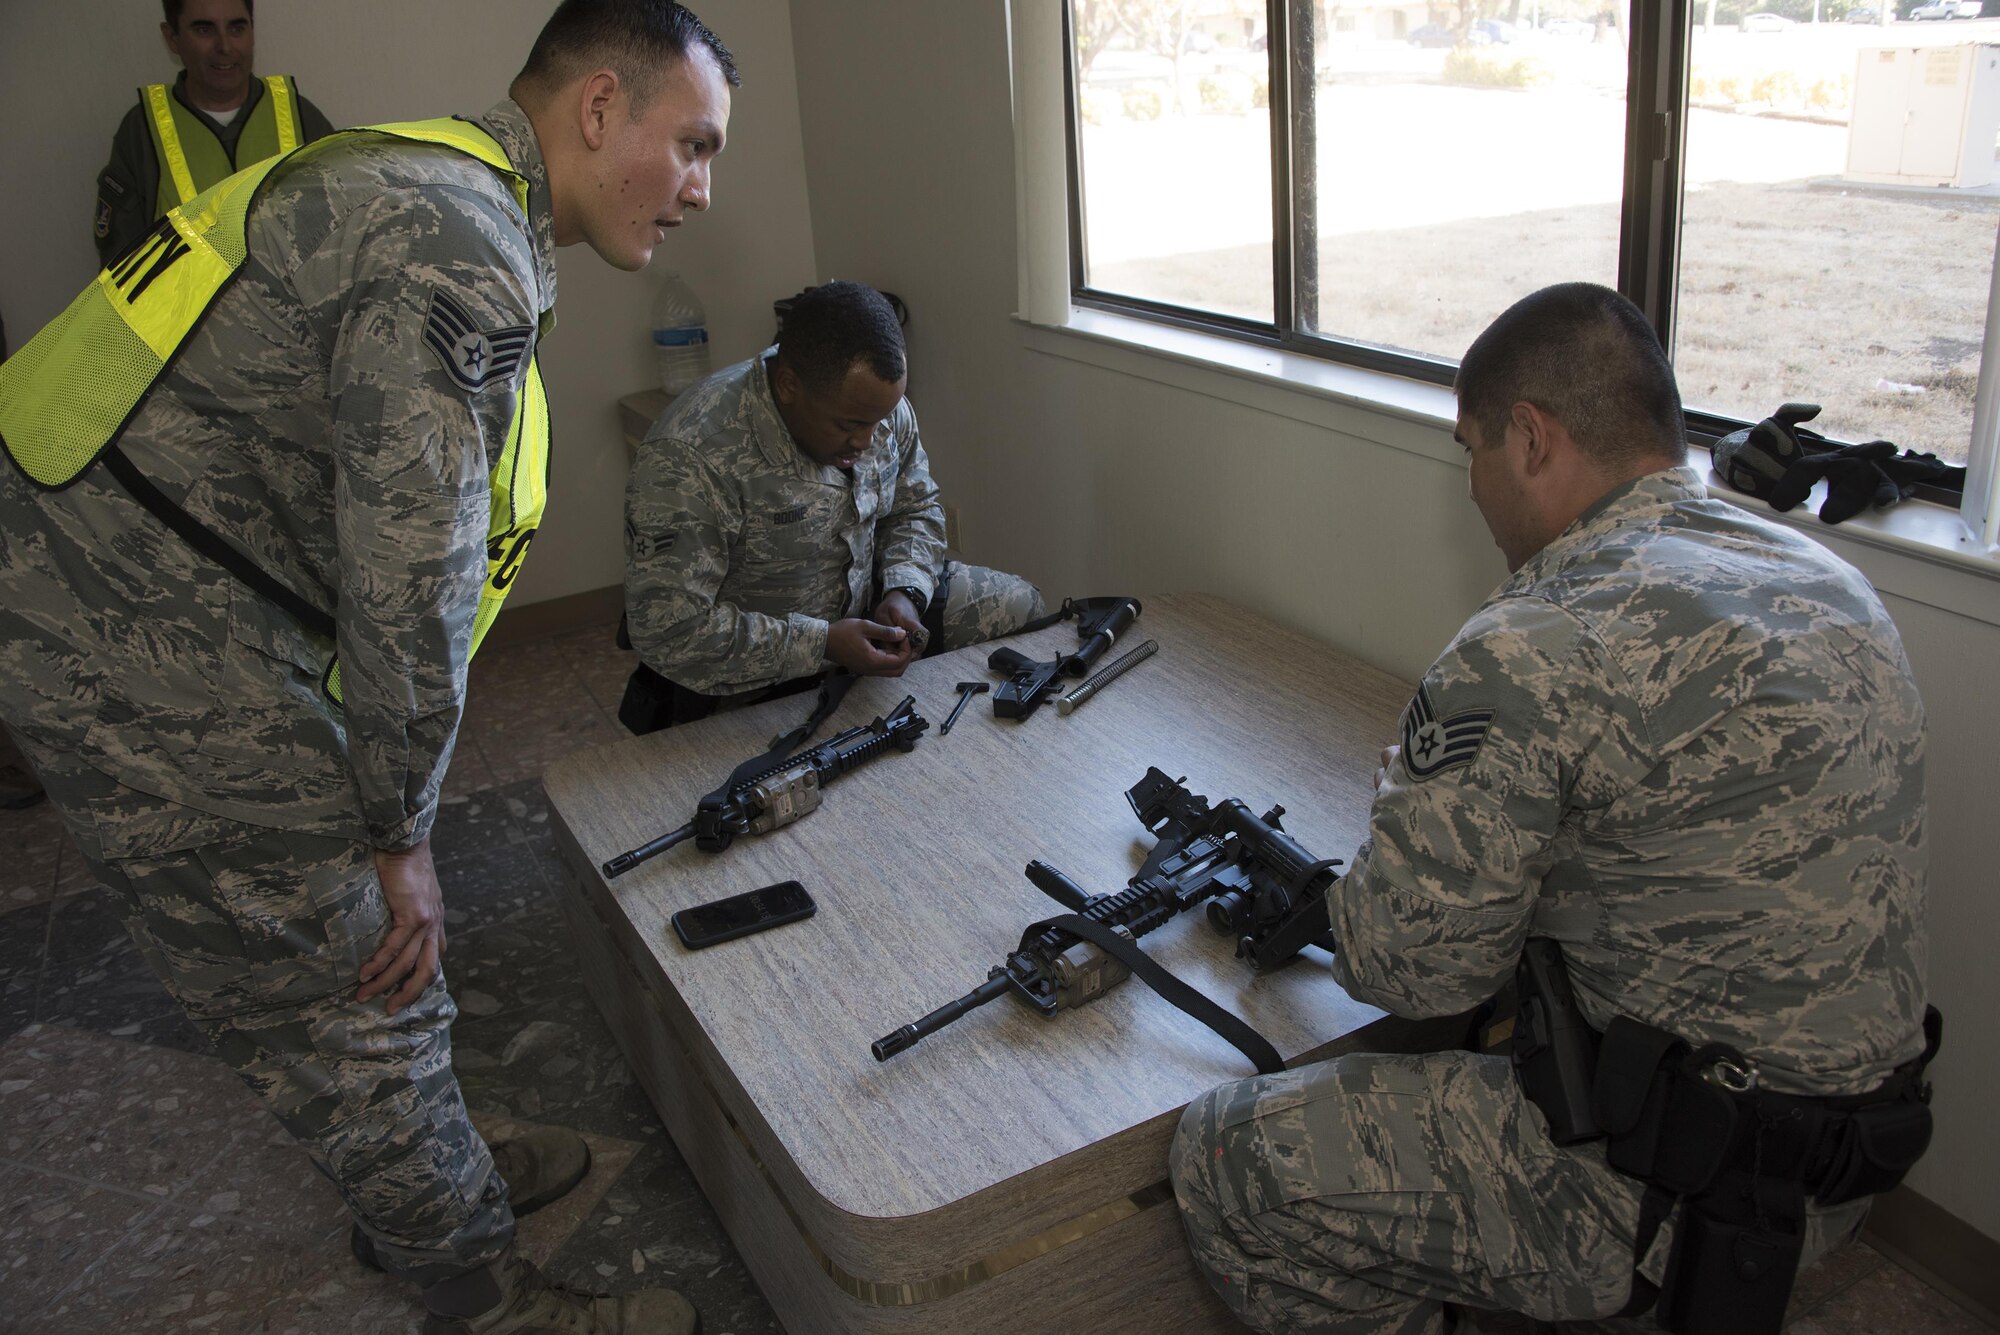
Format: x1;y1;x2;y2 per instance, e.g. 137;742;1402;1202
1741;11;1799;29
1408;23;1474;46
1908;0;1980;18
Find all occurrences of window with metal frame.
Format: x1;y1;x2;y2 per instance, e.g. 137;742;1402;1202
1064;0;2000;542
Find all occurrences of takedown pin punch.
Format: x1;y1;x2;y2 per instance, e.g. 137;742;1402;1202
1057;639;1159;716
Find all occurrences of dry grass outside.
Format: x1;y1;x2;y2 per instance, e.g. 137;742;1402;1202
1094;179;1997;464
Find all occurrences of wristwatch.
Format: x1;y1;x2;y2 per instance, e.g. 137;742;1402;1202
886;585;929;617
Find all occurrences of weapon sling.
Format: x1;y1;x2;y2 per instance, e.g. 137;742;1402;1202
711;670;859;795
1035;912;1285;1074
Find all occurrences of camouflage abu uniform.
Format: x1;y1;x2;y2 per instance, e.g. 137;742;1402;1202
623;349;1044;696
1172;467;1928;1333
0;100;556;1285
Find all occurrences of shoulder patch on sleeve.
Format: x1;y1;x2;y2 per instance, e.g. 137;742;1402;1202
423;288;532;392
1401;683;1494;781
94;197;113;239
625;517;675;561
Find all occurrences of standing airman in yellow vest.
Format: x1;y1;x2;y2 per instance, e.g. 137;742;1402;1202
6;3;736;1331
93;0;337;266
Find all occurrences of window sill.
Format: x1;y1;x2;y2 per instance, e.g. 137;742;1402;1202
1017;306;1464;468
1014;306;2000;628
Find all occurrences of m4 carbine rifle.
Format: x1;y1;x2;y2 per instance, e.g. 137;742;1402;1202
871;767;1341;1070
987;596;1142;719
603;695;928;878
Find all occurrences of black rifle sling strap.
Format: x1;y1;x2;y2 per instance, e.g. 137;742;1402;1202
1013;597;1078;637
1040;912;1287;1075
764;671;858;756
103;445;337;639
699;671;862;810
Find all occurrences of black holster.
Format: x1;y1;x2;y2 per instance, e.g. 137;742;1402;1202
1511;938;1602;1144
1509;941;1941;1335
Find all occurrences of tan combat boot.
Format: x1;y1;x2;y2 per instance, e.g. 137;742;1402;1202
489;1126;594;1214
352;1127;593;1271
423;1251;699;1335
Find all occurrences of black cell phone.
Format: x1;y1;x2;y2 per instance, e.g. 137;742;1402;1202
670;881;816;950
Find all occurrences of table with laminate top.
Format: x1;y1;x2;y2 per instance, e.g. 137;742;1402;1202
543;592;1443;1334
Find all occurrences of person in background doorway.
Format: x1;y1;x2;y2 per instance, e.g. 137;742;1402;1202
94;0;337;265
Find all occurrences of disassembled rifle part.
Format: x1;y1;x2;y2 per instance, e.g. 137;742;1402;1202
987;596;1142;720
939;680;988;735
602;695;928;878
1056;639;1158;716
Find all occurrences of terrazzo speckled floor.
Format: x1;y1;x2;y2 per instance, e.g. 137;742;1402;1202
0;623;1990;1333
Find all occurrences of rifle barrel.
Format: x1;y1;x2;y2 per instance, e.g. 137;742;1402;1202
601;821;697;879
872;974;1011;1061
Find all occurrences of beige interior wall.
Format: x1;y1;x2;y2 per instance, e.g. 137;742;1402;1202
0;0;819;608
787;0;2000;1243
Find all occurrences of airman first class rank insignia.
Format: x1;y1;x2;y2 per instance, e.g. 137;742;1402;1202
424;288;531;393
1401;682;1493;781
625;518;675;560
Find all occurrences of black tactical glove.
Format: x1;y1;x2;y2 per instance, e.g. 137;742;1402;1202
1712;402;1830;503
1767;438;1902;523
1713;402;1967;524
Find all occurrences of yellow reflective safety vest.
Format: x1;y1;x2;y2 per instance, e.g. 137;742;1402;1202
0;116;549;708
142;75;305;216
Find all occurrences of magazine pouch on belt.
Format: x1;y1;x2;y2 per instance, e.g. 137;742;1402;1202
1593;1017;1799;1335
1816;1094;1933;1206
1513;949;1942;1335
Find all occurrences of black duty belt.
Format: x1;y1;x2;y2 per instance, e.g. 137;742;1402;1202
1509;938;1942;1335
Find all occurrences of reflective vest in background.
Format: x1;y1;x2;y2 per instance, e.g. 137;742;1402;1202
143;74;306;217
0;117;549;708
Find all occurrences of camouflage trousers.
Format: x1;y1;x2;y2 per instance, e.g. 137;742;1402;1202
1170;1050;1869;1334
25;753;514;1288
931;559;1046;653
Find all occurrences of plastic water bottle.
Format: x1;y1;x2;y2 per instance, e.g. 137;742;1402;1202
651;272;711;395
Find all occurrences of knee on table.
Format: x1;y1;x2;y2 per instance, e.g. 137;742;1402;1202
1007;576;1049;627
940;566;1047;651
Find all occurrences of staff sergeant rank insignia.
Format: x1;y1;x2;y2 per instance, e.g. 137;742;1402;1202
424;288;531;392
1401;682;1493;781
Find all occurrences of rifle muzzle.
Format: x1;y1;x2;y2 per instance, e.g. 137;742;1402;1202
872;974;1012;1062
601;821;697;878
